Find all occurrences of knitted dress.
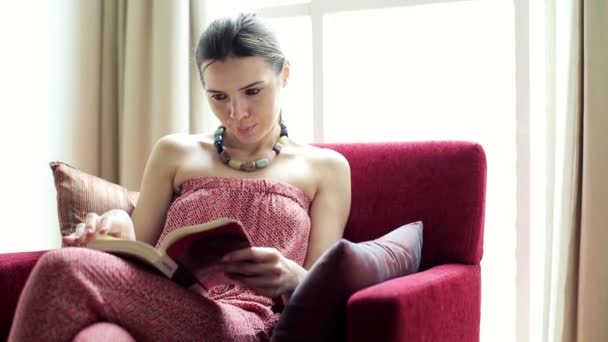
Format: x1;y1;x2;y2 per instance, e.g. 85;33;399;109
8;177;311;342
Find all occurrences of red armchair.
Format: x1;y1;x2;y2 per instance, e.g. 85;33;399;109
0;141;486;341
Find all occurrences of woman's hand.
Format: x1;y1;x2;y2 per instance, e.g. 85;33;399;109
62;209;135;246
218;247;307;298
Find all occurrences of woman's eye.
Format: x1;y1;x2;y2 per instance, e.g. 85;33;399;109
212;94;227;101
245;88;261;96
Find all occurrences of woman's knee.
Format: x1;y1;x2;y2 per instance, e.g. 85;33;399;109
35;248;97;278
72;322;136;342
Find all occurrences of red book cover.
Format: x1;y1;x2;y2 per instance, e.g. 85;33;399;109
164;220;252;290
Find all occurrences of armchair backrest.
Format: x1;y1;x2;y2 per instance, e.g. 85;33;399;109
319;141;487;270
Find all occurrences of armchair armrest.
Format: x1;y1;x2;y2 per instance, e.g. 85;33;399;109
0;251;47;341
347;264;481;342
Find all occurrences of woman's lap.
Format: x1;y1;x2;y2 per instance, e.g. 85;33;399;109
9;248;271;342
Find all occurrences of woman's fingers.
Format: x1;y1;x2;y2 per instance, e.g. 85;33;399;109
84;212;100;234
221;260;280;277
74;222;87;243
60;222;87;245
62;210;132;246
77;213;99;244
99;210;134;239
97;214;112;234
218;247;296;298
62;230;79;245
103;213;127;238
213;246;306;299
222;247;280;263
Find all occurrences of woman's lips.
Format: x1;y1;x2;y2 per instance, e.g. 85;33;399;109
237;124;256;135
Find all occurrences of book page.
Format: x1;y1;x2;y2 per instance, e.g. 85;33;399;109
86;236;178;278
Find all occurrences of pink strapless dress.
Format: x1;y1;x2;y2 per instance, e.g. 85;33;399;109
8;177;311;342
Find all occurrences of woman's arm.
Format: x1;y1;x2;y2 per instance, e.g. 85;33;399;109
302;149;352;270
130;134;187;245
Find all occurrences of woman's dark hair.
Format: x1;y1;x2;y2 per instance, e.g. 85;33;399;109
195;13;285;82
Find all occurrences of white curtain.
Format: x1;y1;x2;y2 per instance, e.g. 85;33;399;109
0;0;210;253
531;0;608;340
577;1;608;340
99;0;206;189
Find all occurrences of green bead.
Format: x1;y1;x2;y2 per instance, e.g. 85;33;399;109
255;159;269;168
228;159;242;169
278;136;288;145
214;127;225;137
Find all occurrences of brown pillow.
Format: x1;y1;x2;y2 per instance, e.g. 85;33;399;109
270;221;423;342
50;161;139;237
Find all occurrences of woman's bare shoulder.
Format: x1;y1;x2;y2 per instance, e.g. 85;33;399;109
148;133;214;170
288;140;350;173
154;132;209;149
153;133;217;157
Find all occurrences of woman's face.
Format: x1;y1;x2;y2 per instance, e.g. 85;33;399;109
201;56;288;145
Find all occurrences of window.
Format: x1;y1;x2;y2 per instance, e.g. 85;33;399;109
202;1;527;340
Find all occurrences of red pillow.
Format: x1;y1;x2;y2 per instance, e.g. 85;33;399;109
271;221;423;342
50;162;139;238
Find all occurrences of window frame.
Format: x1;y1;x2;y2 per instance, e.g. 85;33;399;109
204;0;533;340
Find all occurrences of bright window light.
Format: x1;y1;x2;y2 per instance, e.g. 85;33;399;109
323;2;516;341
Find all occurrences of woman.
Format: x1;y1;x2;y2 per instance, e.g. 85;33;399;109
8;13;351;342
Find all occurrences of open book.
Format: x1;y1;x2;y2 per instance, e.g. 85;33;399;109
86;218;252;290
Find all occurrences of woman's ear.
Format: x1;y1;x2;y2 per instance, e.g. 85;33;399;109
281;59;291;87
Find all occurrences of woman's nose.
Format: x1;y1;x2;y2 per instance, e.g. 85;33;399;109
229;98;248;120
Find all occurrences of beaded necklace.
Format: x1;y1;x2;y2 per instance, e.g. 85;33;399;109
213;122;288;172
